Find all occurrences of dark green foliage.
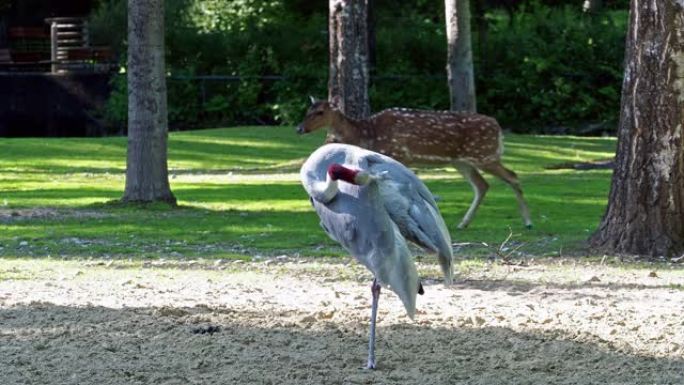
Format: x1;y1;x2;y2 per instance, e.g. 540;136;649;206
90;1;627;134
101;73;127;133
370;9;450;111
478;5;627;131
91;0;328;131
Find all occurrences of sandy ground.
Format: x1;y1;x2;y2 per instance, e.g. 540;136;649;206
1;258;683;385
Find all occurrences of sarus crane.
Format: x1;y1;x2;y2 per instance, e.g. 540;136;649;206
300;143;453;369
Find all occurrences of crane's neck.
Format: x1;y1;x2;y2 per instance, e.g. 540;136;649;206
310;164;371;204
328;164;371;186
315;172;340;203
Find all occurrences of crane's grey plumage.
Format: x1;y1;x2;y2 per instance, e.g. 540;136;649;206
300;143;453;369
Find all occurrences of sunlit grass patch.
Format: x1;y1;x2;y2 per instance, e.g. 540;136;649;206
0;127;615;260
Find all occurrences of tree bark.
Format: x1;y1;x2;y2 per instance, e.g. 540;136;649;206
445;0;477;113
367;0;376;80
590;0;684;258
123;0;176;204
328;0;370;119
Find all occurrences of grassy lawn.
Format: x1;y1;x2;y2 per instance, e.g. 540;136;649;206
0;127;616;260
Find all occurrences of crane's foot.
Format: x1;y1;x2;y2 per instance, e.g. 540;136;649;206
365;359;377;370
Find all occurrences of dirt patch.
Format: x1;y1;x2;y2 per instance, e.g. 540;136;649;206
1;259;683;385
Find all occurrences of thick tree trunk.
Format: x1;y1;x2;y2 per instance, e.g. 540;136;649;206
445;0;476;113
590;0;684;257
123;0;176;204
328;0;370;119
367;0;376;80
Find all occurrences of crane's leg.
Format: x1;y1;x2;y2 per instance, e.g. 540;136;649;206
366;278;381;369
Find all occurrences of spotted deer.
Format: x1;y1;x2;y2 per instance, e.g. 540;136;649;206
296;97;532;229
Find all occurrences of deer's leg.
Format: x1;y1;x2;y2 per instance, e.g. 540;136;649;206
481;161;533;229
453;161;489;229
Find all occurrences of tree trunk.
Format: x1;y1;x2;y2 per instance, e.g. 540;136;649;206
328;0;370;119
445;0;476;113
590;0;684;258
123;0;176;204
367;0;376;81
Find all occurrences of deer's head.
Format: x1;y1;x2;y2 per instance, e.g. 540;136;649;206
296;96;339;135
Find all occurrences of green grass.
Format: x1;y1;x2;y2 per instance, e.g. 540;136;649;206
0;127;616;260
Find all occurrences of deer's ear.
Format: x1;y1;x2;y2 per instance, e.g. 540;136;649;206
308;95;317;105
329;95;342;109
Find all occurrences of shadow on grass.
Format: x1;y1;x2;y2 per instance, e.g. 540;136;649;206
0;303;681;385
0;187;121;204
0;176;610;258
0;202;338;258
0;126;327;175
169;138;314;165
0;166;126;175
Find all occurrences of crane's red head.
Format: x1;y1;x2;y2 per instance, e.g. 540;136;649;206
327;163;360;184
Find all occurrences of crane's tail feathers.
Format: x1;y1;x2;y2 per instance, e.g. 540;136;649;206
438;251;453;286
376;239;418;319
420;202;453;286
443;263;453;286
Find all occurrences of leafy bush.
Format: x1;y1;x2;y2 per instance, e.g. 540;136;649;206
478;5;627;132
91;0;329;131
90;1;627;134
371;11;450;111
100;72;127;133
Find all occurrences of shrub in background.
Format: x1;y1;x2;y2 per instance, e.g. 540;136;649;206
90;1;626;135
478;5;626;132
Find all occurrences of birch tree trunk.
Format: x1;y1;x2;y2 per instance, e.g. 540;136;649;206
590;0;684;257
328;0;370;119
445;0;476;113
123;0;176;204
